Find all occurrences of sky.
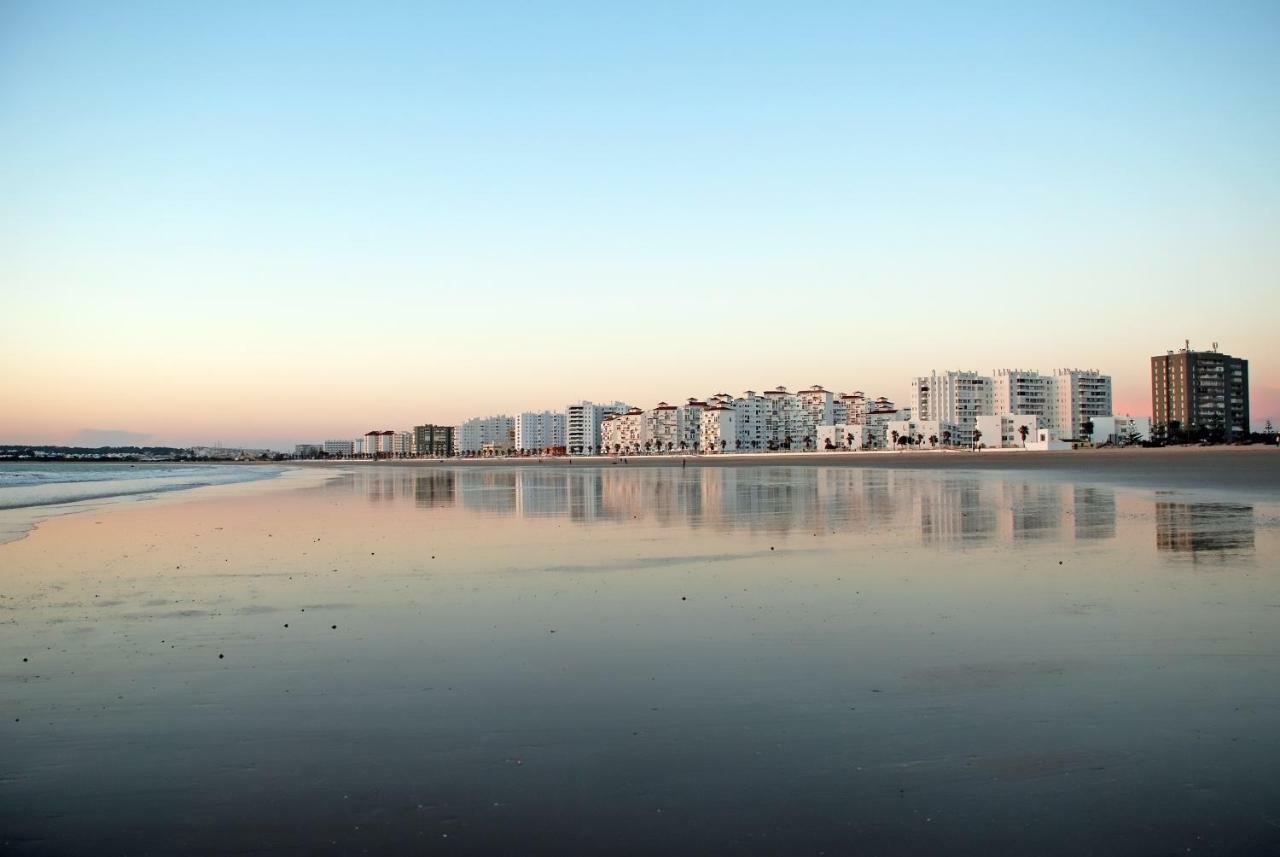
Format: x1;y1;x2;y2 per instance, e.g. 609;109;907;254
2;1;1278;448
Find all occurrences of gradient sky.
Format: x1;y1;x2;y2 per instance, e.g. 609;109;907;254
2;1;1278;448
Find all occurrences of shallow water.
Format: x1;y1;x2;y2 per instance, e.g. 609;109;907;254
0;462;282;543
2;464;1279;855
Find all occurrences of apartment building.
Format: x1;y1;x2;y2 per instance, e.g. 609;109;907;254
734;391;769;450
911;371;993;445
992;370;1054;424
513;411;566;452
1052;369;1112;440
599;408;645;453
457;415;515;454
1151;345;1249;440
700;406;738;452
797;385;834;437
565;401;630;454
413;424;455;457
645;402;680;452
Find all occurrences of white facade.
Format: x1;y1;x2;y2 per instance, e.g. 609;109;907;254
975;413;1040;448
817;424;869;450
885;419;955;450
1051;369;1113;440
992;370;1054;423
700;407;738;452
644;403;680;452
676;399;708;451
734;391;769;451
797;385;834;439
391;431;413;457
600;408;646;453
458;415;515;454
565;401;629;454
514;411;566;452
1089;414;1151;446
911;371;993;445
323;439;354;456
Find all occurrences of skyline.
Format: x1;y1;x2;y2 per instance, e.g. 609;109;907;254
3;2;1279;448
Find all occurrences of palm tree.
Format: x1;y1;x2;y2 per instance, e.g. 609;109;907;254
896;434;909;450
720;438;727;453
1082;418;1095;440
1018;424;1029;447
942;430;952;447
735;439;742;452
972;429;983;449
929;434;938;448
679;440;688;453
890;430;900;449
644;440;652;454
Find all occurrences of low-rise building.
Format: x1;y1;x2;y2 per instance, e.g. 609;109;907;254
975;414;1041;449
817;424;869;450
324;439;355;457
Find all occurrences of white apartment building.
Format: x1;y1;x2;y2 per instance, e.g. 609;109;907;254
992;370;1054;424
700;406;738;452
391;431;413;457
565;401;630;454
975;413;1040;448
600;408;646;453
514;410;566;452
797;385;834;438
763;387;806;448
645;402;680;452
834;391;869;425
457;415;515;454
323;439;354;456
734;391;769;451
911;371;994;446
1052;369;1113;440
676;399;708;450
863;407;905;449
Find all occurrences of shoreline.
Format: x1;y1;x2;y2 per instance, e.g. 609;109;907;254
297;446;1280;494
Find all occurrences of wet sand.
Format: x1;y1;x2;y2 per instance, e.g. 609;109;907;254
3;463;1279;855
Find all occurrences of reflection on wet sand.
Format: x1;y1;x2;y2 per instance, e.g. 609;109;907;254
338;466;1127;547
1155;501;1256;559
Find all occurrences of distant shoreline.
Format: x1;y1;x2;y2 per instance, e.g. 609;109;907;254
297;446;1280;493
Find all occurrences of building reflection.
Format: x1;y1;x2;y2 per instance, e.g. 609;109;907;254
340;465;1131;548
1155;502;1255;559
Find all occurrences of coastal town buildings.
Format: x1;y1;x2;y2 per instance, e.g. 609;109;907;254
1089;415;1152;446
324;439;355;457
1151;344;1249;441
700;405;738;452
413;424;455;458
911;371;993;446
1051;368;1113;440
992;370;1054;425
565;401;631;454
457;415;515;454
975;414;1041;448
513;411;566;453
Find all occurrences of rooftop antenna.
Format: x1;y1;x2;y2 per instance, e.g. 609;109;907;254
1184;339;1190;352
1212;341;1218;352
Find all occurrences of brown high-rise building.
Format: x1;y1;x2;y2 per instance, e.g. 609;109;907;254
1151;343;1249;441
